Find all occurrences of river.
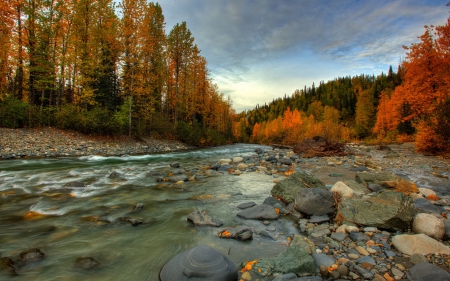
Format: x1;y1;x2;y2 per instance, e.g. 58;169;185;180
0;144;294;281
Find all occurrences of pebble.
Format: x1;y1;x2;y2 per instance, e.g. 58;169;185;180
355;246;369;256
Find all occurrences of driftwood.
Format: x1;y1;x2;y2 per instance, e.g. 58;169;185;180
293;136;348;158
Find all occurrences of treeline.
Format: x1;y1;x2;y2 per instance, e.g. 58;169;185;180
233;18;450;153
0;0;234;146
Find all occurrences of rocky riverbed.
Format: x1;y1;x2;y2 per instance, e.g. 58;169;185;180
0;127;193;159
2;129;450;281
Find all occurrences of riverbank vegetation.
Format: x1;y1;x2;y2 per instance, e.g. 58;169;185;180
0;0;233;146
0;1;449;153
232;18;450;154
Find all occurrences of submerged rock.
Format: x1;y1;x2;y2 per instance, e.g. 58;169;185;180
63;181;86;188
19;249;45;264
0;257;17;275
75;257;100;269
271;171;326;203
187;210;223;227
337;191;414;231
160;245;237;281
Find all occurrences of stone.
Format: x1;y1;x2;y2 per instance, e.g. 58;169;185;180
263;197;284;207
218;226;253;241
391;234;450;255
353;264;374;279
279;158;292;166
331;232;346;242
271;171;326;203
289;235;316;254
237;163;248;171
344;180;371;195
236;204;278;220
355;246;369;256
337;264;349;276
170;162;180;168
308;214;330;223
355;172;398;187
19;249;45;265
63;181;86;187
133;203;143;211
418;187;436;198
271;273;298;281
357;256;376;265
412;213;445;240
75;257;100;269
414;198;445;214
219;159;232;164
109;171;124;179
337;191;414;231
159;245;237;281
187;210;223;227
0;257;17;274
312;253;335;267
253;241;317;276
167;174;189;182
409;253;428;264
146;171;162;177
406;262;450;281
233;157;244;163
295;188;335;216
237;202;257;209
350;166;370;172
444;219;450;237
331;181;354;198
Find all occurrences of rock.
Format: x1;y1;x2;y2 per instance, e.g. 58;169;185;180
237;202;256;209
350;166;370;172
444;219;450;237
355;246;369;256
353;264;374;279
271;273;298;281
392;234;450;255
75;257;100;269
253;241;317;276
128;218;143;226
146;171;162;177
237;163;248;171
331;181;354;198
63;181;86;187
279;158;292;166
133;203;143;211
263;197;285;207
414;198;445;214
418;187;436;198
337;191;414;231
271;171;326;203
344;180;371;195
295;188;335;216
233;157;244;163
357;256;375;265
331;232;346;242
384;151;400;158
159;245;237;281
167;174;189;182
219;159;232;164
170;162;180;168
187;210;223;227
19;249;45;264
218;226;253;240
355;172;398;187
406;262;450;281
368;183;383;192
308;214;330;223
109;171;124;179
412;213;445;240
218;165;233;172
289;235;316;254
236;204;278;220
337;264;349;276
409;253;429;264
312;253;335;267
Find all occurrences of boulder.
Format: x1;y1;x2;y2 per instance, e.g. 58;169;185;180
271;171;326;204
236;204;278;220
218;226;253;240
160;245;237;281
355;172;398;187
343;180;371;195
253;239;317;276
295;188;335;216
232;157;244;163
406;260;450;281
170;162;180;168
412;213;445;240
278;158;292;166
391;234;450;255
187;210;223;227
330;181;354;198
337;191;414;231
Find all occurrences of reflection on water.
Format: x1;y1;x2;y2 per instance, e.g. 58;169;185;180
0;144;291;280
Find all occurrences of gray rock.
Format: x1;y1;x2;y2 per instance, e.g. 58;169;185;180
312;253;335;267
237;202;256;209
170;162;180;168
353;264;373;279
263;197;285;207
146;171;162;177
271;171;326;203
355;172;398;187
128;218;143;226
63;181;86;187
343;180;371;195
297;277;324;281
308;214;330;223
368;183;383;192
338;191;414;231
350;166;370;172
406;262;450;281
187;210;223;227
236;204;278;220
218;165;233;172
218;226;253;241
159;245;237;281
444;219;450;237
410;253;429;264
349;232;369;242
109;171;124;179
279;158;293;166
167;174;189;182
271;273;298;281
330;232;346;242
259;230;276;240
295;188;335;216
133;203;143;211
414;198;445;214
356;256;375;265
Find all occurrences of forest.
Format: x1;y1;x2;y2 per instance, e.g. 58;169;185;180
0;1;449;153
232;18;450;154
0;0;234;146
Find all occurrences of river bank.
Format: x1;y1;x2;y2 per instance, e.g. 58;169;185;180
0;127;194;159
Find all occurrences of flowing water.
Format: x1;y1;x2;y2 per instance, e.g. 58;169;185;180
0;144;294;281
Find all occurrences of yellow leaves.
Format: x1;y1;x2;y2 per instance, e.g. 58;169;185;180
217;230;231;238
240;260;258;272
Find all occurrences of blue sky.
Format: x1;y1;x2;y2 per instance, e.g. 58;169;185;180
157;0;449;112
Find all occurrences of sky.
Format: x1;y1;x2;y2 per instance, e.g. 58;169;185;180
157;0;449;112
